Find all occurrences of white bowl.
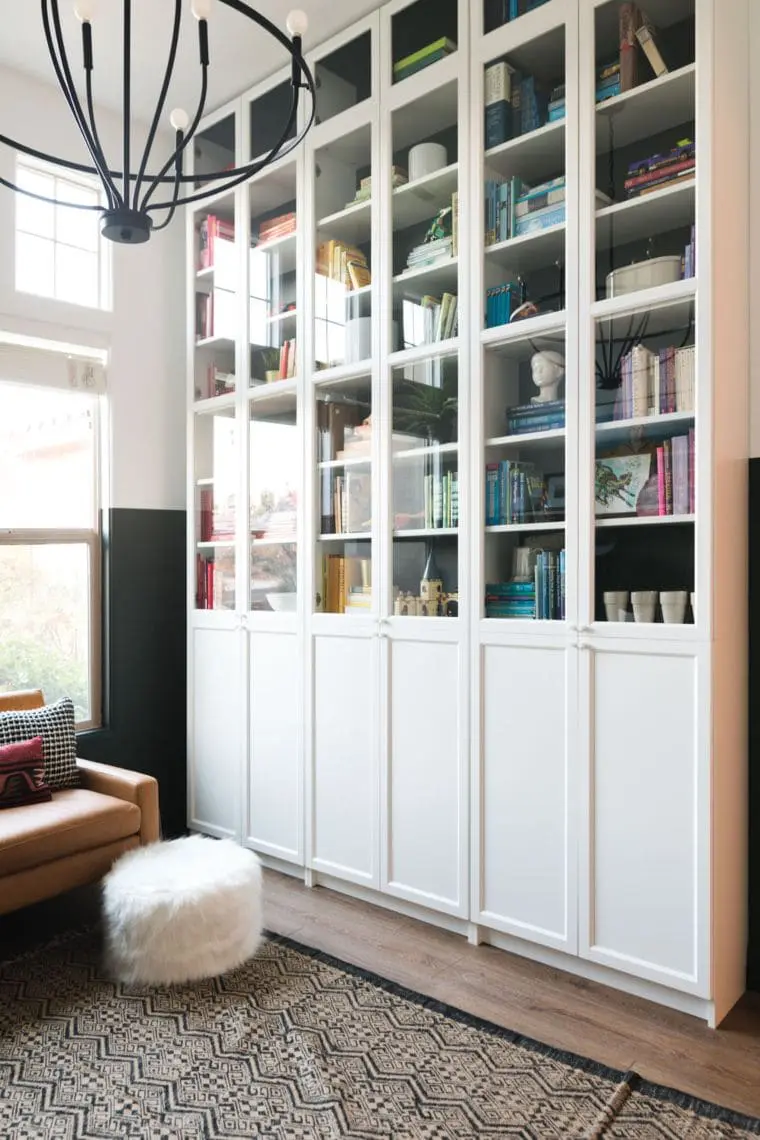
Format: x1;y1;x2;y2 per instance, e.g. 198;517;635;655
266;592;297;613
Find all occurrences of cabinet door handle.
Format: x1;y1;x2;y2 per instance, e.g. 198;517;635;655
578;638;592;650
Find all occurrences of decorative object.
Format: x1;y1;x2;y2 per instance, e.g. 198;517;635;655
605;255;682;299
0;737;51;809
530;350;565;403
545;473;565;515
631;590;658;623
266;592;297;613
0;3;315;245
408;141;448;181
420;547;443;611
660;590;688;624
594;454;652;515
0;698;79;790
604;590;629;622
102;834;262;985
2;929;759;1138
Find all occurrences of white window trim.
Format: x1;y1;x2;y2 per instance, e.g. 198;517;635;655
15;156;112;313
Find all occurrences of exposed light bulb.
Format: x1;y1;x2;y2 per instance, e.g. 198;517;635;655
170;107;190;132
74;0;96;21
191;0;214;19
286;9;308;37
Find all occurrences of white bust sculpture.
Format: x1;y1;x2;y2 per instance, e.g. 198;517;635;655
530;350;565;404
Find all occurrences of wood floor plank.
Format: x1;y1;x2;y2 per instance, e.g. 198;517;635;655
262;870;760;1120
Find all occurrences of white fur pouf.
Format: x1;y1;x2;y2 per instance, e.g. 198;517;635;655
102;835;263;985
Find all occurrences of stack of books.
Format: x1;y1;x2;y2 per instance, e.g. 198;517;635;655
514;175;566;237
402;293;458;346
624;139;695;199
321;556;371;614
256;211;296;244
506;399;565;435
393;37;457;83
485;280;524;327
613;343;695;420
351;166;407;206
198;213;234;269
316;240;371;290
486;580;535;619
276;339;297;380
596;59;621;103
199;489;235;542
548;84;566;122
405;199;457;272
654;431;695;516
485;461;547;525
419;471;458;530
484;174;526;245
201;364;235;400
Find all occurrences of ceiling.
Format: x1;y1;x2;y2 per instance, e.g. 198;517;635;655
0;1;385;120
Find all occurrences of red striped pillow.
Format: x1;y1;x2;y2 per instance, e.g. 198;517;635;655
0;736;52;809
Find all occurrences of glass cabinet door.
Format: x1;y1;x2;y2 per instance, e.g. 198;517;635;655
248;160;298;391
249;391;299;613
193;193;237;403
314;373;373;614
313;124;374;373
590;0;696;627
194;407;238;611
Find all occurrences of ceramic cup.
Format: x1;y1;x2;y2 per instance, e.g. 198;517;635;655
690;591;696;621
631;590;658;623
603;590;629;622
660;590;688;624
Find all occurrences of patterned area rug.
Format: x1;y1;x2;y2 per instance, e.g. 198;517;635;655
0;929;758;1139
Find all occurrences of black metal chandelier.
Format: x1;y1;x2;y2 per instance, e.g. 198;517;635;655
0;1;316;244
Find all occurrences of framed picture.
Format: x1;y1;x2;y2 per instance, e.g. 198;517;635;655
545;472;565;515
594;454;652;516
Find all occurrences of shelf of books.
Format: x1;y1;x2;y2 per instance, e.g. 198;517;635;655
193;404;238;612
589;0;696;628
193;195;238;405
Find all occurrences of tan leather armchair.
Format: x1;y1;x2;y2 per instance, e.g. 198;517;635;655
0;690;160;916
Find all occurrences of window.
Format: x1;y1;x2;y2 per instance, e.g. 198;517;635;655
15;159;110;310
0;381;101;728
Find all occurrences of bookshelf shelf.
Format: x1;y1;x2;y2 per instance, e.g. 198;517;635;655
481;311;566;352
195;335;235;349
393;257;459;293
196;266;215;281
193;392;236;413
266;309;297;326
196;477;215;486
393;163;460;230
484;224;566;274
317;199;372;245
392;441;459;461
318;456;372;470
394;528;459;539
313;359;372;386
249;377;298;402
389;339;459;367
319;532;372;542
251;534;298;547
596;411;694;447
486;428;566;450
485;522;565;534
595;514;695;529
485;120;566;184
591;277;697;324
251;230;298;273
197;539;236;549
595;180;695;251
596;64;696;154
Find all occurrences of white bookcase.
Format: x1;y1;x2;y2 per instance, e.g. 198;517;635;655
186;0;750;1025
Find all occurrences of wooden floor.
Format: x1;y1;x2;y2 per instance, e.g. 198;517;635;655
2;873;759;1120
263;870;760;1121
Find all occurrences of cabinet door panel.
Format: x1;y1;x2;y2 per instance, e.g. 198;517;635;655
189;627;243;838
586;649;700;989
313;634;377;885
480;643;574;951
247;631;301;862
386;639;463;913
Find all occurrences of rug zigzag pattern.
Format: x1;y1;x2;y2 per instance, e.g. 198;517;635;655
0;930;758;1139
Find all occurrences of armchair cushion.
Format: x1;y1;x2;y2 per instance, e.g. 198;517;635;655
0;737;52;809
0;698;79;790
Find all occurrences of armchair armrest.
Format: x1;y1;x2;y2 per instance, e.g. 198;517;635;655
76;758;160;845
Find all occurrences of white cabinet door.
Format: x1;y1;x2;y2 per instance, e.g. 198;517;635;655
188;624;245;839
477;640;577;953
580;644;706;995
383;635;466;916
312;631;378;887
246;630;302;864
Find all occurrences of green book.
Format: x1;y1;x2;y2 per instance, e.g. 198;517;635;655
393;37;457;75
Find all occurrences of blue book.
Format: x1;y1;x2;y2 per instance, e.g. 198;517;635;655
486;102;512;149
514;204;566;236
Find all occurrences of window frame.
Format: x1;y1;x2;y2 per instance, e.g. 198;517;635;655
0;387;103;731
14;156;112;312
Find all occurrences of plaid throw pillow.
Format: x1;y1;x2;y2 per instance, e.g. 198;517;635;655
0;736;52;808
0;698;79;790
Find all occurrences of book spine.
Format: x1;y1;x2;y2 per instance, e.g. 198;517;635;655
635;23;668;77
688;428;695;513
619;2;641;92
657;446;666;515
514;205;565;235
664;439;673;515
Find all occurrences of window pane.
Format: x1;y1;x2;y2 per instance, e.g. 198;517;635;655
55;245;99;308
0;385;97;528
56;183;100;252
0;543;92;722
16;232;55;298
15;168;55;238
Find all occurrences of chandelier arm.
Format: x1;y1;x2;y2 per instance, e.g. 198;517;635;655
123;0;132;206
144;84;305;213
133;0;183;209
139;61;208;212
85;72;118;210
45;0;123;207
0;171;104;209
150;133;184;233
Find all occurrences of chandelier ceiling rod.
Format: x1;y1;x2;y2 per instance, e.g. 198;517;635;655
0;0;316;244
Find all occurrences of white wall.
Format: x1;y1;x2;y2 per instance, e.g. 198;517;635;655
0;65;185;510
